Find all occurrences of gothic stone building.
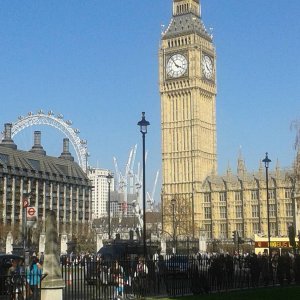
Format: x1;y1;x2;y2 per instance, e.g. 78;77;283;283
160;0;299;241
200;156;299;240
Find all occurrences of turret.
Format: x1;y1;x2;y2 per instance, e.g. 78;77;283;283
173;0;201;17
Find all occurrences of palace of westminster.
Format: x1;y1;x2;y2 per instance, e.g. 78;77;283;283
160;0;300;241
0;0;299;246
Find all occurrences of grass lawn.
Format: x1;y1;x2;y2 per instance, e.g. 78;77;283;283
148;285;300;300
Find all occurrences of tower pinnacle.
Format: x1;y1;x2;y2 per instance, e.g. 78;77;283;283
173;0;201;18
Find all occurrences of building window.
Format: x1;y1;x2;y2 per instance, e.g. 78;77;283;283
235;205;242;219
204;193;211;203
268;189;275;199
252;223;260;234
269;204;276;217
220;223;227;238
270;222;276;236
285;189;292;199
236;223;243;236
220;206;227;219
219;192;226;202
251;190;258;200
204;224;212;239
235;191;242;201
204;207;211;219
286;203;293;217
252;205;259;218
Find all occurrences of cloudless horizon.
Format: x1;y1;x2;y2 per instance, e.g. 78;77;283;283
0;1;299;203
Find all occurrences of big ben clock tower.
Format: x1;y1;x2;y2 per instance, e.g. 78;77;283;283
160;0;217;237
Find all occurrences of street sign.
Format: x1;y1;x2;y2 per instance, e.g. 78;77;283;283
27;207;37;218
23;199;29;208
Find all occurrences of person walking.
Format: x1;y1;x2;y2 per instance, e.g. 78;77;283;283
133;257;148;298
26;257;42;300
8;259;23;300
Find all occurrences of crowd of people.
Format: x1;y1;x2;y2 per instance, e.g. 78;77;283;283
193;250;300;290
3;254;43;300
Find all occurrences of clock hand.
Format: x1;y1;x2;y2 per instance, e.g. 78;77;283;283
171;57;180;68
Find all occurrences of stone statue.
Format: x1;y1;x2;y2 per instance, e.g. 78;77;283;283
41;211;65;300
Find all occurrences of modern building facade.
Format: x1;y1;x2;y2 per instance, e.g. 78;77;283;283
0;123;92;236
88;167;115;219
160;0;300;241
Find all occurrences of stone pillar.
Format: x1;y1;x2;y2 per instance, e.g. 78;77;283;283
6;232;13;254
41;211;65;300
39;233;45;254
60;234;68;255
97;234;103;252
161;237;166;256
199;229;207;253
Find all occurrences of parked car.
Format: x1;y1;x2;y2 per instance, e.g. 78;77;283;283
165;255;190;276
97;239;157;261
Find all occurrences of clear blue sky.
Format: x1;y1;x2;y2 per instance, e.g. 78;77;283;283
0;1;299;203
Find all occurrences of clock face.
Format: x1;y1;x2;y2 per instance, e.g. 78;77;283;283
166;54;188;78
202;55;214;79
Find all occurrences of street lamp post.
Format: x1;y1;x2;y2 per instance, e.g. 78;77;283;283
171;199;176;254
22;192;31;252
106;173;113;239
262;152;271;257
137;112;150;258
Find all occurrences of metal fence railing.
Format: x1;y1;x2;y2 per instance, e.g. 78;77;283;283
60;253;300;300
0;273;43;300
1;254;299;300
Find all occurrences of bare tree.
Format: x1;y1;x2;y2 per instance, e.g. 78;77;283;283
163;194;195;238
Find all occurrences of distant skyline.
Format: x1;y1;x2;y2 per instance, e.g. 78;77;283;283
0;1;299;202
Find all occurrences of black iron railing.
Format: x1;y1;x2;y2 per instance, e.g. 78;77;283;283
0;273;43;300
60;253;300;300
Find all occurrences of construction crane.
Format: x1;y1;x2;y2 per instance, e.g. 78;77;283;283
113;157;121;191
113;145;138;215
146;170;159;212
113;146;160;230
127;144;137;195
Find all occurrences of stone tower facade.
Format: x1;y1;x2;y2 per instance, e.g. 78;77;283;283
159;1;299;244
160;0;217;236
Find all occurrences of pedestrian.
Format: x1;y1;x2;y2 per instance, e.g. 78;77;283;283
26;256;42;300
8;259;23;300
109;260;124;300
133;257;148;298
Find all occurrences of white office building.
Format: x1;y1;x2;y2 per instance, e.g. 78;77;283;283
88;168;114;219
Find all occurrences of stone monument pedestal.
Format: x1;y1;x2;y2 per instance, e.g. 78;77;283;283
41;278;64;300
41;211;65;300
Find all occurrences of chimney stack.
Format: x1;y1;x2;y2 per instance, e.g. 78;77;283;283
29;131;46;155
59;138;74;161
1;123;17;149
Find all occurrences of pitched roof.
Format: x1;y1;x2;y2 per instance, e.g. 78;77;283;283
162;13;212;41
0;144;88;183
